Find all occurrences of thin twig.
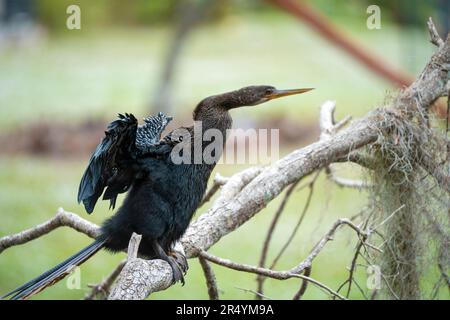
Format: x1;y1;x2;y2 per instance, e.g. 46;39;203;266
235;287;273;300
256;178;301;299
198;249;346;300
345;241;364;298
352;278;370;300
431;276;445;299
198;256;219;300
320;101;371;189
269;171;320;269
326;167;372;189
84;260;126;300
357;249;400;300
373;204;406;230
289;218;372;276
200;217;374;300
427;17;444;47
339;210;380;299
292;266;311;300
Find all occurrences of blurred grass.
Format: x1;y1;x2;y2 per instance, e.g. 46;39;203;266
0;12;444;299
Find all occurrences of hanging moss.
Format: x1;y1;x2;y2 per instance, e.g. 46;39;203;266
366;102;449;299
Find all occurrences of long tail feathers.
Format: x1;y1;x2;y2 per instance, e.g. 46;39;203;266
1;239;106;300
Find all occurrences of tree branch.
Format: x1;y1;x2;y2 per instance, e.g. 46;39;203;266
0;207;99;254
256;178;301;298
320;100;372;189
197;249;346;300
198;256;219;300
427;17;445;48
292;266;311;300
269;171;320;270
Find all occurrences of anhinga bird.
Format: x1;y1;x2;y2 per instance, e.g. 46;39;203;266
2;85;312;299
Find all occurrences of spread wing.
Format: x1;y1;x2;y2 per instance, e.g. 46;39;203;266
77;112;172;214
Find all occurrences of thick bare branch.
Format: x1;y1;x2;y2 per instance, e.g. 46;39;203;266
108;258;173;300
0;208;99;254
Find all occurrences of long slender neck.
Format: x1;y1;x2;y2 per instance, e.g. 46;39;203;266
192;93;237;134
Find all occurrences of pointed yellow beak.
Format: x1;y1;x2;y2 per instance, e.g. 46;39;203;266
266;88;314;100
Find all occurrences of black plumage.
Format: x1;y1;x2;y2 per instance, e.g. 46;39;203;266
2;85;312;299
78;112;173;213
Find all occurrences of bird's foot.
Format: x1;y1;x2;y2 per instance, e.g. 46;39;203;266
151;240;186;285
166;256;185;286
169;250;189;274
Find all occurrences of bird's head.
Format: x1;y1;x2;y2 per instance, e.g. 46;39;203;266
228;85;314;108
193;85;313;121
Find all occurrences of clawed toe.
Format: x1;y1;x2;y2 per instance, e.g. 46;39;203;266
152;241;187;285
167;256;185;285
169;250;189;274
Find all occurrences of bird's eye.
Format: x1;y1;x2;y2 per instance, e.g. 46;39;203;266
265;88;274;95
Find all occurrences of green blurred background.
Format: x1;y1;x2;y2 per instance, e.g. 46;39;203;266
0;0;448;300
